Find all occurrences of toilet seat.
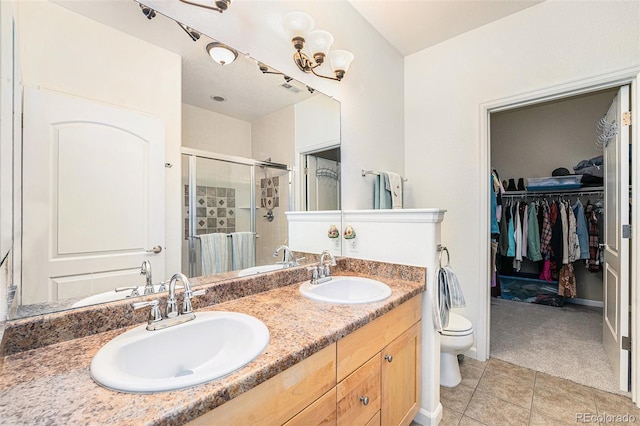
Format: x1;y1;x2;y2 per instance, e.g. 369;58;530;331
441;312;473;336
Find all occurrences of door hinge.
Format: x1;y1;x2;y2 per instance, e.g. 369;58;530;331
622;224;631;239
303;167;309;175
622;111;632;126
622;336;632;351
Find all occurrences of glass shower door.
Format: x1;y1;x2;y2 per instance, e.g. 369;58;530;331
182;154;254;277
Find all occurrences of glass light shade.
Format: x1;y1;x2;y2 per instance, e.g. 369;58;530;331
328;50;354;72
206;42;237;65
306;30;334;57
283;11;314;41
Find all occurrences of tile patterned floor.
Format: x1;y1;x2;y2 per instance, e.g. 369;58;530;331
433;357;640;426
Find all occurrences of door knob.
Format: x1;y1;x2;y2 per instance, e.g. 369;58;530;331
359;396;369;406
146;245;163;254
384;354;393;363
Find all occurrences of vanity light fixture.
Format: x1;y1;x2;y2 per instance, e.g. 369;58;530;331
206;42;238;65
139;3;156;19
179;0;231;13
282;11;354;81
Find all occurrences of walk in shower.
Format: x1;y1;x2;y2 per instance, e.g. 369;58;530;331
181;148;292;278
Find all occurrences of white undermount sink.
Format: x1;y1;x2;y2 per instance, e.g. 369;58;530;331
91;311;270;393
299;276;392;304
236;263;284;277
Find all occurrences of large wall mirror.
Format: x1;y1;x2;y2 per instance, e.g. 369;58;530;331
6;0;341;319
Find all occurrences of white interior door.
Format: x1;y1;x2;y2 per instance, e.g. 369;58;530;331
603;84;631;391
22;87;165;304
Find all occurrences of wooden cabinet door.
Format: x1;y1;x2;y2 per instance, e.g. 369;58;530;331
337;355;381;426
381;321;421;426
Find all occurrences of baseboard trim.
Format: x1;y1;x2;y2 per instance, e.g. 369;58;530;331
566;298;604;308
414;403;443;426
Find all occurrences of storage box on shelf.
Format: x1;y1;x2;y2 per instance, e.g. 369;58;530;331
526;175;582;191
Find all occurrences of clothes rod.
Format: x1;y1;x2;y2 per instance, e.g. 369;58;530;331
193;233;259;238
361;169;408;182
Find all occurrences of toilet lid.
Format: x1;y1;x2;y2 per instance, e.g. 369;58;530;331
442;312;473;336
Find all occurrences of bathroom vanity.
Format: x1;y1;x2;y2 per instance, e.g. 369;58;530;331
0;258;425;425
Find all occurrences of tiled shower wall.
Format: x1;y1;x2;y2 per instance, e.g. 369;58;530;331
184;185;236;239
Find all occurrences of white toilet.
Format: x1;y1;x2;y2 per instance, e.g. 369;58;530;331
440;312;474;387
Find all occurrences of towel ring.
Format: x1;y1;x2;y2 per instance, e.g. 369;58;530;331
438;245;450;268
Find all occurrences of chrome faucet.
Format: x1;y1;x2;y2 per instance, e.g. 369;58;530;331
273;245;296;268
133;272;205;331
140;260;154;295
308;250;337;284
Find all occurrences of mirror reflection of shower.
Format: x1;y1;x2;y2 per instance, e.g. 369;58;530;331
181;150;292;277
303;148;341;211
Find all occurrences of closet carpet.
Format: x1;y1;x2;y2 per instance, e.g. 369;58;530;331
490;297;626;396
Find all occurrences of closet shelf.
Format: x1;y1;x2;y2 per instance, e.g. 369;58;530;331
502;186;604;198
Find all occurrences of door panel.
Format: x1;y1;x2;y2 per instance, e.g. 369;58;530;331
603;84;630;391
22;87;165;303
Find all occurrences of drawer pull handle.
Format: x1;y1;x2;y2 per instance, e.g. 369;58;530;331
360;396;369;406
384;354;393;362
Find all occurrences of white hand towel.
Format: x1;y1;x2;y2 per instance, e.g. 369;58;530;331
199;233;230;275
383;172;403;209
230;232;255;270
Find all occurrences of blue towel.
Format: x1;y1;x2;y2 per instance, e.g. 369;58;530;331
433;265;466;332
374;174;392;209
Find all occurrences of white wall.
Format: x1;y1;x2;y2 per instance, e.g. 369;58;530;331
182;103;251;156
144;0;405;210
252;105;295;165
404;0;640;358
15;0;183;286
492;89;617;181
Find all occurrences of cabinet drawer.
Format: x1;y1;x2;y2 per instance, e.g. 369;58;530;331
365;411;381;426
337;355;381;426
337;295;421;381
187;343;336;426
284;388;337;426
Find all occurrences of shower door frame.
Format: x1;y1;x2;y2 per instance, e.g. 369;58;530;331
181;147;292;277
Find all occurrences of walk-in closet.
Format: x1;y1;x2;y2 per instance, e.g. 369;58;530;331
489;86;632;395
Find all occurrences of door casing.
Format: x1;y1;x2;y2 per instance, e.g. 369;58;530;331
478;67;640;404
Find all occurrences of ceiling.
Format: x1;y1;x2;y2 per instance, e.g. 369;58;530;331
348;0;544;56
53;0;545;121
54;0;316;122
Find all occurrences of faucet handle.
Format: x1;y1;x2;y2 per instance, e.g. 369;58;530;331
115;286;140;297
182;289;206;315
157;280;169;292
132;300;163;323
307;266;319;283
294;256;306;266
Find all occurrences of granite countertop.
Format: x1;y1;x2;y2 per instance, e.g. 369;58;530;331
0;269;424;425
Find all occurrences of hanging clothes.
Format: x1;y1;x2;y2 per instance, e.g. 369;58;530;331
573;200;590;260
520;203;529;260
527;202;542;261
513;202;523;271
586;201;601;272
540;201;552;258
560;201;569;265
498;203;510;256
558;263;577;298
567;203;580;263
507;204;516;257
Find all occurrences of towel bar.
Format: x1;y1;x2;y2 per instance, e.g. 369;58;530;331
361;169;408;182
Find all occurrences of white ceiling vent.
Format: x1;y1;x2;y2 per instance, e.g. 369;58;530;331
279;82;302;94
